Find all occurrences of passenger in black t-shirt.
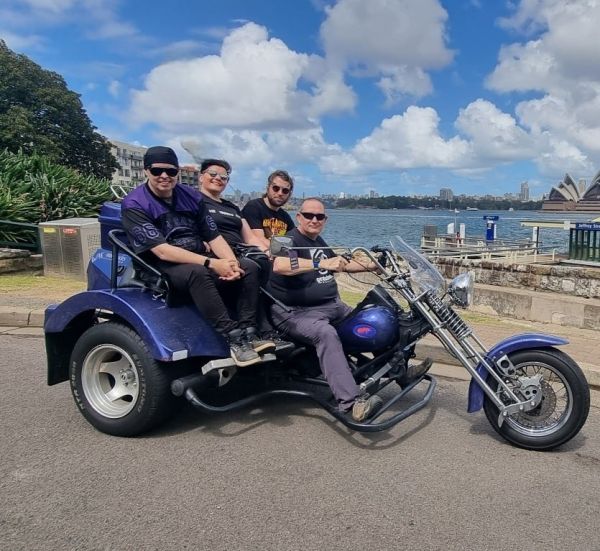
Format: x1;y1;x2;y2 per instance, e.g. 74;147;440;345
269;198;385;422
241;170;295;251
198;158;279;352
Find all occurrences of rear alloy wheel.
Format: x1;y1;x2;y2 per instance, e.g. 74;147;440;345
70;322;174;436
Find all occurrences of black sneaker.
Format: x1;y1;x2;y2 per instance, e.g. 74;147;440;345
244;327;276;354
227;329;261;367
399;357;433;387
351;395;383;422
261;330;295;354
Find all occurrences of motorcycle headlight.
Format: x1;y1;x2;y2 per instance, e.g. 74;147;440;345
448;272;474;307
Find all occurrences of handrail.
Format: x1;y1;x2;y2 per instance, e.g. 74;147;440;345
107;229;170;295
0;219;41;252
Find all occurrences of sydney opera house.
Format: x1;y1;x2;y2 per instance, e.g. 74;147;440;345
542;171;600;212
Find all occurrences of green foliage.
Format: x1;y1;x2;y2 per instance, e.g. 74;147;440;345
0;40;118;179
0;149;111;243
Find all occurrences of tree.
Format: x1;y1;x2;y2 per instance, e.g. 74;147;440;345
0;40;118;179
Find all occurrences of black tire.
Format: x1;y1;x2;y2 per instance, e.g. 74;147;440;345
483;348;590;451
69;321;175;436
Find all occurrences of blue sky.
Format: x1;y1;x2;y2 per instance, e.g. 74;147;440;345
2;0;600;199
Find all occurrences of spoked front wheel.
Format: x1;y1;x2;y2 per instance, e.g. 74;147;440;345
483;348;590;451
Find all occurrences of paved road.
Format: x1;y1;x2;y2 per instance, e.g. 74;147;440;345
2;333;600;551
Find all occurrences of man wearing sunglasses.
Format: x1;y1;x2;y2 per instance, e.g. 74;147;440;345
121;146;266;368
241;170;295;252
267;198;384;422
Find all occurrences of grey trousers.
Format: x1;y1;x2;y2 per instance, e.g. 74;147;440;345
271;298;359;410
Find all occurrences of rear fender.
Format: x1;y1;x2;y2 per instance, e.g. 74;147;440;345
467;333;568;413
45;289;229;385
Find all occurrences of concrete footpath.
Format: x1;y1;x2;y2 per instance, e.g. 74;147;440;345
1;293;599;389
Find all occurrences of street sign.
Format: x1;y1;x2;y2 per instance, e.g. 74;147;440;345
575;222;600;231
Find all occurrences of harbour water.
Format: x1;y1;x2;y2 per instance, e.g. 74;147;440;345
321;209;596;252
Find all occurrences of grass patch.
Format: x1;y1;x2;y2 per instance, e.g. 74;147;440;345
339;289;367;307
0;273;86;299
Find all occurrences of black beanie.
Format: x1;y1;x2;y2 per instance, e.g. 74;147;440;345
200;158;231;174
143;146;179;168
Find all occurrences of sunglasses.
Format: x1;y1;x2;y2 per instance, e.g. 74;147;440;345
148;167;179;177
270;184;291;195
299;212;327;221
205;170;230;181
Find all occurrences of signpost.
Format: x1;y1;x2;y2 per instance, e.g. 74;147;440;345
483;215;499;241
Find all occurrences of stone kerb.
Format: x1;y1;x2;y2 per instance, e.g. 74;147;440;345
432;257;600;300
0;249;43;274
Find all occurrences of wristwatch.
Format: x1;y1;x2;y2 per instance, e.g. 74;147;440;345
203;257;211;268
312;257;320;270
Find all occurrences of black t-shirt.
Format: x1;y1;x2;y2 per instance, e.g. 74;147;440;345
267;228;338;306
241;198;295;239
121;183;219;261
201;193;244;246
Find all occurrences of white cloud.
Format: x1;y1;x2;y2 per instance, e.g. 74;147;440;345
181;127;341;168
456;99;535;162
0;29;44;50
147;40;210;60
486;0;600;176
108;79;120;98
320;106;471;175
129;22;356;131
320;0;453;100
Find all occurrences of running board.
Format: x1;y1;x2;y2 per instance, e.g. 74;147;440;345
201;354;277;375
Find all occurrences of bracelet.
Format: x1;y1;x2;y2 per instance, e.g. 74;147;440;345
289;250;299;271
203;257;211;268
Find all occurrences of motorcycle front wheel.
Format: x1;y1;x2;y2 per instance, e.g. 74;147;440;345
483;347;590;451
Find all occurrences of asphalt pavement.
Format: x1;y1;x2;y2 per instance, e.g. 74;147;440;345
1;333;599;551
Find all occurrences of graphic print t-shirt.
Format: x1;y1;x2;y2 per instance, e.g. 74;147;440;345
121;183;219;261
267;228;338;306
241;198;294;238
201;193;244;246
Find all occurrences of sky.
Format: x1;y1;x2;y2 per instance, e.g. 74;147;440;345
2;0;600;199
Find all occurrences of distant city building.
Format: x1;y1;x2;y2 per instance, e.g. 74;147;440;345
520;181;529;201
180;165;200;187
339;192;346;199
439;188;453;201
110;139;146;188
368;189;378;199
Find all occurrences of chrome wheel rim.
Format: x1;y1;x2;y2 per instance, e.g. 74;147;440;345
503;362;573;437
81;344;140;418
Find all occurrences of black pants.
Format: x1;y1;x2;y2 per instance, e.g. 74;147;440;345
155;257;260;335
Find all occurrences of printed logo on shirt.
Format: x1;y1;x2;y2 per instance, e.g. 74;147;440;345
131;223;159;246
263;218;288;237
206;214;218;232
311;248;334;283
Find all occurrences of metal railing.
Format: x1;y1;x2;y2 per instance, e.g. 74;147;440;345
421;234;556;264
0;219;41;252
569;228;600;262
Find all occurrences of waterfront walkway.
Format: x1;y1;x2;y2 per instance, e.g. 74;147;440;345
1;284;598;390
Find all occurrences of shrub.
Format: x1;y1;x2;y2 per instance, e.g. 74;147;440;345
0;149;111;244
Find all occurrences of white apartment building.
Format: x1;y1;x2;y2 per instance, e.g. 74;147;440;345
110;140;147;188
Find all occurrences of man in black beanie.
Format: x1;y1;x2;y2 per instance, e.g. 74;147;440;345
121;146;274;367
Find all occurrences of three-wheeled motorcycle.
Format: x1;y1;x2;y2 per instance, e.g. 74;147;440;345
44;201;590;449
